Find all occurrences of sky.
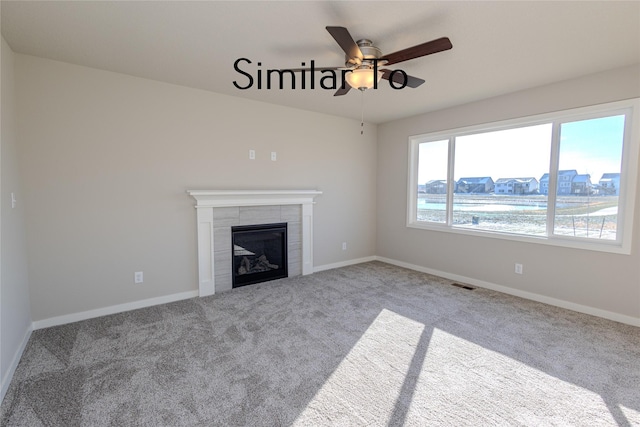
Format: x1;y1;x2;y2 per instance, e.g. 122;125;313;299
418;115;625;185
558;115;624;181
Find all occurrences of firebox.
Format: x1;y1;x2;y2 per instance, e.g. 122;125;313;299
231;223;288;288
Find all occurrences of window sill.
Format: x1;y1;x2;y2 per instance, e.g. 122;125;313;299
407;220;630;255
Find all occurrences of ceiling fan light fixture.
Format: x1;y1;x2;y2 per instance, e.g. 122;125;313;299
345;68;384;91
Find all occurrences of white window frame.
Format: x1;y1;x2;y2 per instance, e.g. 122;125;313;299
407;98;640;255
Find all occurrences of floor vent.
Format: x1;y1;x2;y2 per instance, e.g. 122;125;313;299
451;283;475;290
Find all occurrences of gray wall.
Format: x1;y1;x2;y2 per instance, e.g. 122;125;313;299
15;54;377;322
377;64;640;322
7;47;640;331
1;38;32;394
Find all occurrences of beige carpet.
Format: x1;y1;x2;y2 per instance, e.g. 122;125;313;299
1;261;639;426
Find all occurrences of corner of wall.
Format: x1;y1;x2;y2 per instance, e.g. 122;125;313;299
1;35;34;403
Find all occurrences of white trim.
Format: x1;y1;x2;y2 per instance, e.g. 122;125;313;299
187;190;323;208
375;256;640;327
196;207;215;296
301;203;315;275
406;222;630;254
187;189;322;296
313;256;378;273
1;326;32;402
32;290;199;330
26;257;370;333
15;255;637;338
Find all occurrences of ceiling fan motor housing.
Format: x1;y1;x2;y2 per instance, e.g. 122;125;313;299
345;39;383;68
325;26;447;95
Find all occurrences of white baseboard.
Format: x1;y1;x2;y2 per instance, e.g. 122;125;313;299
32;290;199;330
29;256;640;330
314;256;378;273
1;325;32;402
30;256;377;331
376;256;640;327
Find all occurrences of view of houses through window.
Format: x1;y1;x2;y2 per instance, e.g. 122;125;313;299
410;102;634;250
451;124;552;236
553;115;624;239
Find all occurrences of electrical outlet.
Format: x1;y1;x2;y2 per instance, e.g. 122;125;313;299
271;152;277;161
134;271;144;284
515;263;523;275
249;149;256;160
342;242;347;251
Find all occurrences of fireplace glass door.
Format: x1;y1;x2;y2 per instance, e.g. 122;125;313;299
231;223;288;288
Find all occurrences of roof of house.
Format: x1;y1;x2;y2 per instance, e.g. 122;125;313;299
495;177;538;184
600;173;620;180
572;174;592;183
540;170;578;182
457;177;494;184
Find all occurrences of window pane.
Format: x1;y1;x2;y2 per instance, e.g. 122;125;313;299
417;140;449;223
553;115;625;240
453;124;552;236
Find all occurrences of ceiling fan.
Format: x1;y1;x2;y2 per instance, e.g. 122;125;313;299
309;26;453;96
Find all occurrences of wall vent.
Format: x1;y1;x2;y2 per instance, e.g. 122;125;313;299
451;283;475;290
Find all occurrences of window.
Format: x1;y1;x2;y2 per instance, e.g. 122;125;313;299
452;124;552;236
407;99;639;254
553;115;625;240
417;140;449;223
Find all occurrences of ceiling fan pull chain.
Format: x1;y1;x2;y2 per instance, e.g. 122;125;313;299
361;90;365;135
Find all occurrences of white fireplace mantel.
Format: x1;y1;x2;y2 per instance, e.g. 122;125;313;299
188;189;323;208
187;189;322;296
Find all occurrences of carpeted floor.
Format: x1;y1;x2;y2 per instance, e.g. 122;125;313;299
1;261;639;426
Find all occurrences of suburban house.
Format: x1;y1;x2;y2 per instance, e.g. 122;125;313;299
455;177;495;194
540;170;578;195
555;169;578;195
494;177;539;195
540;171;617;196
1;1;639;425
599;172;622;195
539;173;550;195
424;179;447;194
571;174;593;195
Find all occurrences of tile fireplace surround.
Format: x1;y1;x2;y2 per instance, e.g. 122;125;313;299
187;190;322;296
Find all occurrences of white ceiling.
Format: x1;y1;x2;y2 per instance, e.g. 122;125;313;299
2;1;639;124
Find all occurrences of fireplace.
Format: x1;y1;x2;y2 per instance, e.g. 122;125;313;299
187;189;322;296
232;223;288;288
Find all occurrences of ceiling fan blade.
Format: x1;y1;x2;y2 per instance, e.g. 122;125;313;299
326;26;363;61
380;69;425;88
334;84;352;96
380;37;452;66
